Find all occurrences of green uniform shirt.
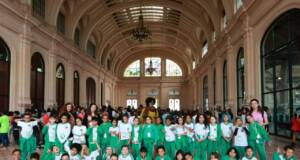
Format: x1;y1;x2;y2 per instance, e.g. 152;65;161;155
155;155;172;160
0;115;10;133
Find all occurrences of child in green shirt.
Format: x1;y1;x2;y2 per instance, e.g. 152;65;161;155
142;116;158;157
155;146;171;160
221;147;238;160
136;147;152;160
87;117;101;152
273;145;297;160
155;117;165;146
131;117;142;158
98;114;112;152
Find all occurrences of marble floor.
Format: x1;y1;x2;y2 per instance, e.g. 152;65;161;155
0;136;299;159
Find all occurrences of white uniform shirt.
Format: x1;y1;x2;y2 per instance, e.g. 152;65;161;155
194;123;209;139
164;125;176;142
184;123;194;140
221;122;233;138
118;154;134;160
17;121;38;139
133;126;140;142
82;150;100;160
208;124;218;140
109;126;120;137
242;157;257;160
57;123;71;143
118;121;132;140
72;125;87;144
233;126;248;147
175;125;187;139
48;124;57;142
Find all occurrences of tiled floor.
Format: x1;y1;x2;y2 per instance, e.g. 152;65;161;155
1;136;299;159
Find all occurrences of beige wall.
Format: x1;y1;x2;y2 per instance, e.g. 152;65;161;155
1;0;300;112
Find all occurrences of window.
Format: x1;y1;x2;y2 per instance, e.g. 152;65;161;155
124;60;140;77
57;12;65;34
202;40;208;57
56;64;65;107
87;40;96;58
237;48;245;111
235;0;243;13
74;28;80;47
145;57;161;77
223;61;228;108
126;99;138;109
30;52;45;111
107;59;111;71
74;71;80;107
203;76;208;111
0;38;10;113
261;9;300;136
86;78;96;106
169;99;180;111
32;0;45;18
166;59;183;76
192;61;196;70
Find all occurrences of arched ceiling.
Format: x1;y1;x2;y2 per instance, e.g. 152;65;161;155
46;0;233;75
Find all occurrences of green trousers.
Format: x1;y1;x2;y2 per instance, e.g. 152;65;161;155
41;141;55;160
144;139;155;157
20;136;36;160
164;141;176;158
186;137;195;155
175;136;187;152
207;140;219;158
194;140;207;160
249;141;267;160
132;143;141;158
220;138;231;156
235;146;245;158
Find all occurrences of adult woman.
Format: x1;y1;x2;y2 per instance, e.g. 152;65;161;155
140;97;159;123
249;99;268;128
84;103;100;126
59;103;76;126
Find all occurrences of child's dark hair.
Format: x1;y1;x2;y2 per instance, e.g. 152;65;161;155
226;147;239;159
91;117;99;122
111;118;118;125
61;153;69;158
140;146;147;153
111;153;118;158
185;152;193;157
23;112;32;117
245;146;253;151
284;145;295;151
210;152;220;159
176;150;184;157
121;144;129;149
156;145;165;152
166;115;173;123
60;113;70;120
30;152;40;159
70;143;82;153
12;148;21;154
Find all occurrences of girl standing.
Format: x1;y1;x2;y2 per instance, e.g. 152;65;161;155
55;113;71;152
164;116;176;158
174;117;188;152
131;117;142;158
221;147;239;160
87;117;101;152
220;114;233;156
72;117;87;145
41;115;57;160
232;117;249;157
184;115;195;155
99;114;112;151
142;116;157;157
194;114;209;160
109;118;120;153
119;114;132;147
155;117;165;146
207;116;222;157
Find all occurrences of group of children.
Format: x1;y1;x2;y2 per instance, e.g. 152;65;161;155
6;104;298;160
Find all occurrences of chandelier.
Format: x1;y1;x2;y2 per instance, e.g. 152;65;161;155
131;8;151;42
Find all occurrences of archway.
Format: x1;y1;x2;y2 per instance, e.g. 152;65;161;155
0;38;10;113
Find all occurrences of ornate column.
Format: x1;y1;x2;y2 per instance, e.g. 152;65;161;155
64;58;73;103
215;56;223;107
16;22;32;112
45;52;57;109
226;44;237;114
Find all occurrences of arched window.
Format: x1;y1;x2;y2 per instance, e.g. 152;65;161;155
86;77;96;106
145;57;161;77
236;48;245;111
223;61;228;108
32;0;45;18
124;60;140;77
74;71;80;106
30;52;45;111
166;59;183;77
56;64;65;107
203;76;208;111
0;38;10;113
261;9;300;136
